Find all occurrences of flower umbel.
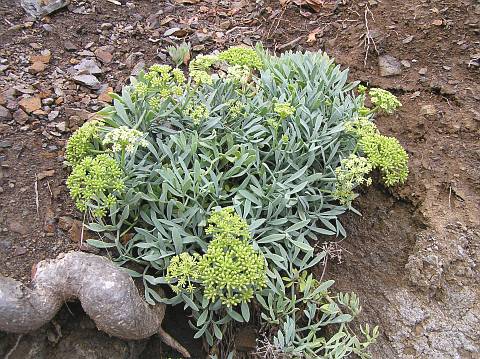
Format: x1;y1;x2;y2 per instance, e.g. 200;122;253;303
166;252;201;294
187;103;209;125
218;47;263;70
66;154;124;213
226;65;251;84
369;88;402;114
199;208;266;307
65;120;101;166
274;102;296;119
344;117;378;138
333;154;373;205
103;126;148;153
360;133;409;186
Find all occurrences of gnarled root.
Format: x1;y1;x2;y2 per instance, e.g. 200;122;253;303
0;251;191;357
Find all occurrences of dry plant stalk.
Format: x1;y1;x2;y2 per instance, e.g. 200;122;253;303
0;251;191;357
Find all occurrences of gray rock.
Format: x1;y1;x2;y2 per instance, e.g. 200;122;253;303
130;61;145;77
378;55;402;77
72;75;101;89
64;40;78;52
0;105;11;121
21;0;70;17
48;110;60;121
73;58;102;75
13;109;29;124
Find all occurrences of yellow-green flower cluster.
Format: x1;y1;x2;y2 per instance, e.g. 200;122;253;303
274;102;296;119
103;126;148;153
65;120;101;166
134;64;185;101
226;65;251;84
227;99;243;120
172;68;186;84
344;117;378;138
166;252;201;294
333;154;373;205
346;116;408;186
199;208;266;307
359;134;409;186
66;154;124;213
369;88;402;114
218;46;263;70
187;103;209;125
205;207;250;240
189;54;219;85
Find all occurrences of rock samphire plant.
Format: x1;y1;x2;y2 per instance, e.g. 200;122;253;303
64;46;407;357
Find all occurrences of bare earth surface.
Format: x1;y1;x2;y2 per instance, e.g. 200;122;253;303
0;0;479;358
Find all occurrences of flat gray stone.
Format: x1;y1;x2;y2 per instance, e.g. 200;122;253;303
21;0;70;17
0;106;11;121
72;75;101;90
378;55;402;77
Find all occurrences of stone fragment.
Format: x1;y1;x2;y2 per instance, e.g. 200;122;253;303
13;109;28;124
421;104;436;116
48;110;60;121
55;121;67;132
378;55;402;77
14;246;27;256
64;40;77;52
38;169;55;180
94;47;113;64
28;61;47;74
73;58;102;75
21;0;70;17
98;87;113;103
31;49;52;64
9;220;28;235
19;96;41;113
0;106;11;121
131;61;145;77
72;75;101;89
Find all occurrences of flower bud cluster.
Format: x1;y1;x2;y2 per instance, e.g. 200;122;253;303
227;99;244;120
369;88;402;114
166;252;201;294
66;154;124;214
344;99;408;188
134;64;185;104
359;134;409;186
333;154;373;205
344;117;378;138
202;208;265;307
189;54;219;85
274;102;296;119
226;65;251;84
218;46;263;70
65;120;101;166
187;103;209;125
102;126;148;153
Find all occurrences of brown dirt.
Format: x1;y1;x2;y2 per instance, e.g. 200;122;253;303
0;0;479;358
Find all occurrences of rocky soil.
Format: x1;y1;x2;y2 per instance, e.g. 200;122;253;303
0;0;479;358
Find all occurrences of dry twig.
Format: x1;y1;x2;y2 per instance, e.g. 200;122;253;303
362;4;378;67
34;174;39;216
4;334;23;359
